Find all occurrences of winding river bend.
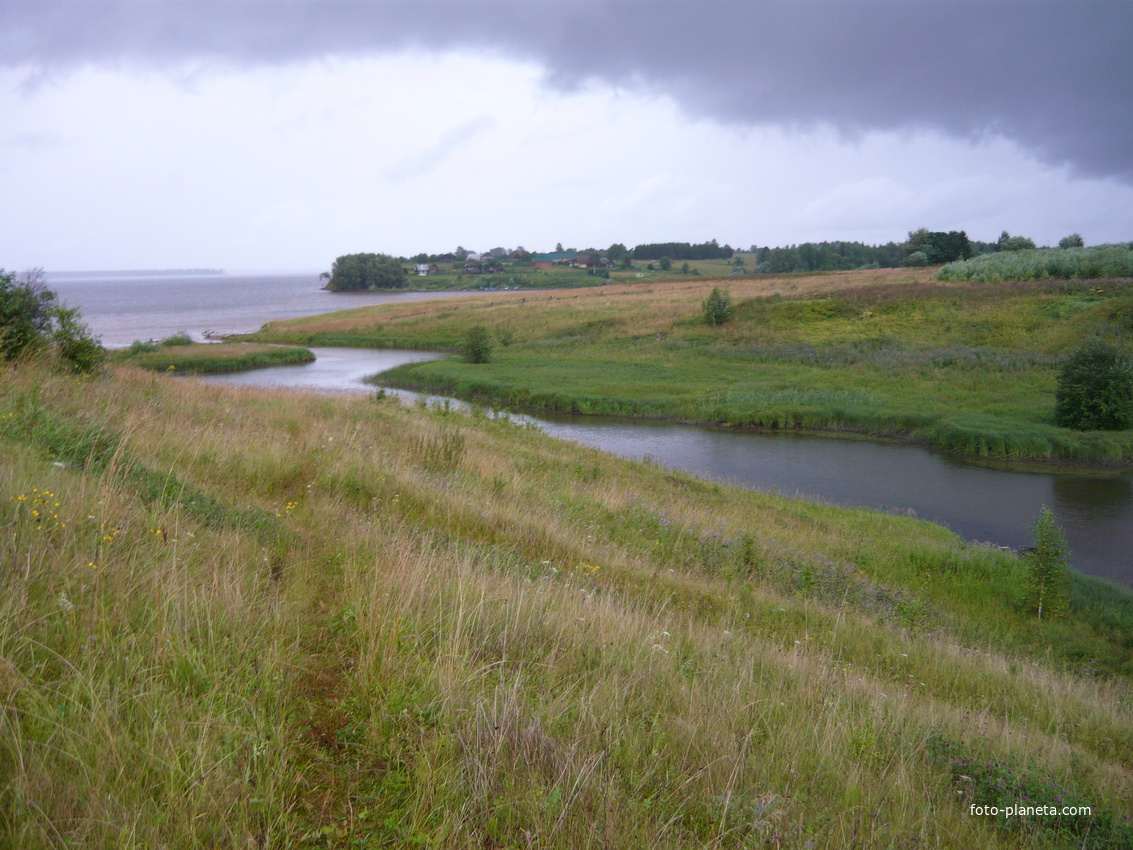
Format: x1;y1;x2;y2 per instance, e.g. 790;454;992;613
206;348;1133;588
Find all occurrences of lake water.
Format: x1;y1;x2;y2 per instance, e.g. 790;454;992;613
42;272;1133;587
46;269;469;348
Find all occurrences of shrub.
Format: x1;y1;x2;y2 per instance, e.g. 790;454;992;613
0;269;56;360
1055;340;1133;430
161;332;193;347
1;269;104;372
937;243;1133;282
702;287;733;325
1023;507;1070;620
462;325;493;364
129;339;161;355
51;306;106;373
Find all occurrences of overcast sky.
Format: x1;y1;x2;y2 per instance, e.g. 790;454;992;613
2;0;1131;271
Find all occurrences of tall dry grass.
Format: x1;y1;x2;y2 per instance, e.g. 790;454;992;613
0;361;1130;847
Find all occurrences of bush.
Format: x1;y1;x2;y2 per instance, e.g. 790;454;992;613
51;306;105;374
0;269;56;360
161;332;193;347
462;325;493;364
1;269;104;372
937;243;1133;282
1055;340;1133;430
129;340;161;355
1023;507;1069;620
702;287;733;325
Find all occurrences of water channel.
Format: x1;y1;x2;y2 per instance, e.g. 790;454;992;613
205;348;1133;588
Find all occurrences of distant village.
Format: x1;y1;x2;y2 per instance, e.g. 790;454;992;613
414;247;614;277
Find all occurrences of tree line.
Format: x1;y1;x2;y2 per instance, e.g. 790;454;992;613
630;240;735;261
325;228;1086;289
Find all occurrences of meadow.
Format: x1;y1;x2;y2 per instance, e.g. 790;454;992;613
241;268;1133;464
1;357;1131;847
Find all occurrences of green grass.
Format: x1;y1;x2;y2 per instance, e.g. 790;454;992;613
241;270;1133;464
113;341;315;374
0;358;1130;846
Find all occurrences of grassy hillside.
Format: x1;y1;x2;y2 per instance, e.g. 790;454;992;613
241;269;1133;464
1;360;1131;847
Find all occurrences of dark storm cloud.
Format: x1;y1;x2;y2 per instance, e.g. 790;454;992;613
4;1;1131;181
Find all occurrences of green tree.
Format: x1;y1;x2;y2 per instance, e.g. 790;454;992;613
1059;233;1085;249
1;268;57;360
462;325;493;364
0;268;104;371
1055;340;1133;430
326;253;407;291
997;231;1037;252
659;256;671;271
702;287;733;325
904;228;971;264
1023;507;1070;620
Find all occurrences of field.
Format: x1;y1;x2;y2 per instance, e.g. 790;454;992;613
1;358;1132;847
241;268;1133;464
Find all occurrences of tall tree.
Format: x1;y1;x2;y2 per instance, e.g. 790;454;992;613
997;231;1037;252
326;253;407;291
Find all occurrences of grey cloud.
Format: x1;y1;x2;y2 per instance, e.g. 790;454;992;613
4;1;1131;181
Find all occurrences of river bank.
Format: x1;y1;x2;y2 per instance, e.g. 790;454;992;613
239;269;1133;467
193;346;1133;587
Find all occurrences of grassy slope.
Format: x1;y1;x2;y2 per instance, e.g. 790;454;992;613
241;269;1133;464
1;361;1130;847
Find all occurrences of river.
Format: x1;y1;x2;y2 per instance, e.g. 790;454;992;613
204;347;1133;588
37;271;1133;587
